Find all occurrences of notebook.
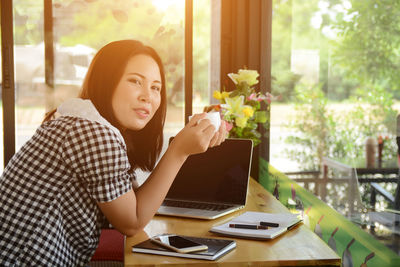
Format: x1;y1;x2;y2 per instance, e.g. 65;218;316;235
157;138;253;220
210;211;302;240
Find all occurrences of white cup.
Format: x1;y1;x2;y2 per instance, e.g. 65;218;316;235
189;112;221;132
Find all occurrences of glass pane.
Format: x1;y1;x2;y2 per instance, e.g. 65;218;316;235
270;0;400;255
13;0;45;164
271;0;399;176
11;0;186;180
193;0;211;115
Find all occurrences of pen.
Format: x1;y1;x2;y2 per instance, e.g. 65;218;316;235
259;221;279;227
287;220;302;230
229;224;268;230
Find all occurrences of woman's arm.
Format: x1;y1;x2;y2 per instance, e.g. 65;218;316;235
97;113;226;236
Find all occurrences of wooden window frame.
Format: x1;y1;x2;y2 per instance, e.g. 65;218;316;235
1;0;16;166
218;0;272;180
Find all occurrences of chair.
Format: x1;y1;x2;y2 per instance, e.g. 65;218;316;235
89;229;124;267
321;157;400;249
368;122;400;228
370;132;400;211
368;167;400;230
319;157;364;220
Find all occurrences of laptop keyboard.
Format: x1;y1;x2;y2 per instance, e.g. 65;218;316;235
162;199;233;211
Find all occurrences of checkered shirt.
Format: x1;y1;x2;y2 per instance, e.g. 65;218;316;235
0;116;134;266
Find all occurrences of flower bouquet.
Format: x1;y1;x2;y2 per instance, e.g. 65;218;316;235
211;69;274;146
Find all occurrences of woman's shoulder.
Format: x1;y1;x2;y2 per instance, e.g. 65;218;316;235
74;117;124;142
42;116;126;150
69;117;125;142
53;98;125;143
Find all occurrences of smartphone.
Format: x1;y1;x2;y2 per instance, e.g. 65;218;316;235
150;234;208;253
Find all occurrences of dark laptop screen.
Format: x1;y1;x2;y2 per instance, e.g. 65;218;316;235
165;139;253;205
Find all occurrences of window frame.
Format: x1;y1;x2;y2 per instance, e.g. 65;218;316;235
1;0;16;166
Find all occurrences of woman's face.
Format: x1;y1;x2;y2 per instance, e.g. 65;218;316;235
112;54;162;131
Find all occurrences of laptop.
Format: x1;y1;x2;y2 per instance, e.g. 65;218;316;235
157;138;253;220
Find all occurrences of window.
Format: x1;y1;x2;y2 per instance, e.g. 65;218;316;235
270;0;399;173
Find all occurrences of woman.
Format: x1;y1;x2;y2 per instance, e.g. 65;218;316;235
0;40;226;266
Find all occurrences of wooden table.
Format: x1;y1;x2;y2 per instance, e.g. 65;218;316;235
124;178;341;266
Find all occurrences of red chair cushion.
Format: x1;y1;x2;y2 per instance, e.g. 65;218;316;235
91;229;124;261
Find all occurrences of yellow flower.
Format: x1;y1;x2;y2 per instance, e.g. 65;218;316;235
221;96;241;116
235;116;248;128
221;95;254;119
228;69;259;86
213;90;230;100
213;90;223;100
221;96;245;117
221;91;230;99
242;107;254;118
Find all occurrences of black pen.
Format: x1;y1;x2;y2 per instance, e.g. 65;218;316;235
259;221;279;227
229;224;268;230
287;220;302;230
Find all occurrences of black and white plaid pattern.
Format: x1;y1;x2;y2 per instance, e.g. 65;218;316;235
0;116;134;266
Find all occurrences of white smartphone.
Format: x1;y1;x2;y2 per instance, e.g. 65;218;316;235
150;234;208;253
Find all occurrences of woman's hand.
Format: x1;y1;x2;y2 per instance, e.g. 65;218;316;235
101;114;227;236
170;113;224;159
209;119;227;147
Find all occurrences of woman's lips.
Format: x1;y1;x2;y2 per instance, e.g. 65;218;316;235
134;108;150;119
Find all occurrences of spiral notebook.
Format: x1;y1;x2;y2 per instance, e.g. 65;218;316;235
210;211;302;240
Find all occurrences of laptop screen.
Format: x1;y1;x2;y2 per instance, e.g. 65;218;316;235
165;139;253;205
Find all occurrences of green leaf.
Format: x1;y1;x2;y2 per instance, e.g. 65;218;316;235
254;111;268;123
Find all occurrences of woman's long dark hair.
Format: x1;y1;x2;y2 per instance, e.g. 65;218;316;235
44;40;167;171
